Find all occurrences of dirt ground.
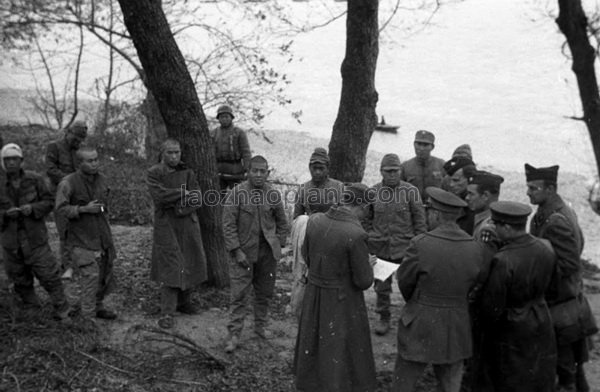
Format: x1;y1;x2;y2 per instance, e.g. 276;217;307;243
1;223;600;391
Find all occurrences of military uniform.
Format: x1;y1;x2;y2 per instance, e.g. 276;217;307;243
481;202;557;392
400;156;445;198
223;180;288;338
56;169;116;317
0;166;68;316
293;177;343;218
392;187;486;392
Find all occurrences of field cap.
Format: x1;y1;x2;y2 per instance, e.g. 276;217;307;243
524;163;559;184
490;201;532;225
380;153;401;170
452;144;472;160
444;157;475;176
309;147;330;165
414;130;435;144
68;121;88;137
426;186;467;213
342;182;370;206
1;143;23;159
468;170;504;188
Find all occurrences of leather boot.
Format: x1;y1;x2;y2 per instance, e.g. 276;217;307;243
576;365;590;392
374;318;390;336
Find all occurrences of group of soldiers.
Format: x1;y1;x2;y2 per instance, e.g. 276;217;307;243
289;130;597;392
1;106;597;392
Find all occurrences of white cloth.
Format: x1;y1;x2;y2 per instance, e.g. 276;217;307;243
289;215;309;319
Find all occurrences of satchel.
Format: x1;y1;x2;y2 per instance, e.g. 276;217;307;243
550;293;598;344
577;293;598;337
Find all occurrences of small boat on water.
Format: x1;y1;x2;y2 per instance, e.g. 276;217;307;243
375;116;400;133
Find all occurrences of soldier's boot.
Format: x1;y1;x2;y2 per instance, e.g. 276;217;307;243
576;365;590;392
176;290;199;315
15;285;41;309
374;318;390;336
225;334;240;353
557;383;577;392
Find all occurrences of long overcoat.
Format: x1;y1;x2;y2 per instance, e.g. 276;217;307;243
147;163;207;289
481;234;557;391
293;206;376;392
396;222;485;364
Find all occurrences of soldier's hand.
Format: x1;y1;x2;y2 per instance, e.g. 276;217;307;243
368;254;378;268
20;204;32;216
81;200;104;214
235;248;250;269
5;207;21;218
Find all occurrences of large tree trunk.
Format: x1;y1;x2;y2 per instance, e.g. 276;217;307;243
328;0;379;182
117;0;229;287
557;0;600;177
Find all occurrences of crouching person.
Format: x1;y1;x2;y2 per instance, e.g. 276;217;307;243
55;146;117;321
0;143;70;320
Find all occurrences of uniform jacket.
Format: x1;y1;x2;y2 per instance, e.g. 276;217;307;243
147;163;208;289
293;177;344;219
396;222;486;364
55;170;115;255
530;194;584;305
293;206;376;392
400;156;445;198
0;170;54;251
365;181;427;261
210;125;251;176
472;209;491;241
46;138;78;189
481;234;557;391
223;181;288;263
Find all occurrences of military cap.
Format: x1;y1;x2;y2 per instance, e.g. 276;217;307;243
443;156;475;176
309;147;330;165
68;120;88;137
217;104;234;119
452;144;472;160
1;143;23;159
489;201;532;225
468;170;504;187
425;186;467;213
414;130;435;144
380;153;401;169
342;182;370;206
524;163;559;184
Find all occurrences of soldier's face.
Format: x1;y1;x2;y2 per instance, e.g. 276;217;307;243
526;180;549;205
381;167;401;187
218;113;233;128
466;184;487;212
162;144;182;168
248;161;269;188
414;142;433;159
3;156;22;174
309;163;328;184
449;169;468;196
79;150;100;175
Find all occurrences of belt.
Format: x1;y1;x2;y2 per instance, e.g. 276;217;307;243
308;272;349;300
414;292;467;308
217;159;242;163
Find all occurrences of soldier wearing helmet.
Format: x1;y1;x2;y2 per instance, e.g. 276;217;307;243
211;105;252;192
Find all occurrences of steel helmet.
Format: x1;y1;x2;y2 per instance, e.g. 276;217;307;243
216;105;234;119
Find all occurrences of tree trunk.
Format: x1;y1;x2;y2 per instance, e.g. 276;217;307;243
117;0;229;287
557;0;600;177
328;0;379;182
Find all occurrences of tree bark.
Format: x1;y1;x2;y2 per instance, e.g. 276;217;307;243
557;0;600;177
328;0;379;182
117;0;229;287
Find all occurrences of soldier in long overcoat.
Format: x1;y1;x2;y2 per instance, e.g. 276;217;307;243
293;183;376;392
480;201;557;392
147;139;207;328
392;187;487;392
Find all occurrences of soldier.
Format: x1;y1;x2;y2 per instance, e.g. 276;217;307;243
392;187;486;392
443;156;477;234
147;139;208;329
451;144;473;160
526;163;597;392
399;130;445;199
293;183;376;392
46;120;88;274
223;155;289;353
366;153;427;336
0;143;70;320
290;147;343;318
293;147;343;219
55;146;117;321
465;170;504;241
211;105;252;192
480;201;557;392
